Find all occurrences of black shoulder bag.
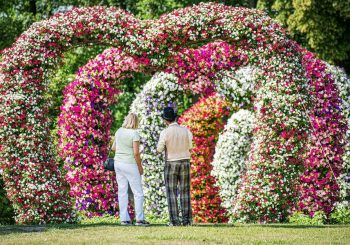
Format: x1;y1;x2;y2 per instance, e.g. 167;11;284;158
104;146;115;171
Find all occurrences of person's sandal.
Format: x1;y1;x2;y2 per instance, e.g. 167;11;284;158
120;221;132;226
135;220;150;226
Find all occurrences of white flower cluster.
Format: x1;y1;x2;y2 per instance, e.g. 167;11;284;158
216;65;257;107
327;64;350;200
130;72;186;218
211;109;255;222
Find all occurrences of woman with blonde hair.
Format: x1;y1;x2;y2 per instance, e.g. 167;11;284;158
111;113;149;226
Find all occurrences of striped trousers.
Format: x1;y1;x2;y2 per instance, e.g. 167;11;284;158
164;159;192;225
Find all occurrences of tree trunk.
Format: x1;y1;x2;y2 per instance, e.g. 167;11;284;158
29;0;37;15
119;0;127;10
249;0;258;8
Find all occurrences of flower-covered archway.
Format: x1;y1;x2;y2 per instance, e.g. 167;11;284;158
130;71;248;222
58;48;144;217
58;41;244;218
0;3;347;224
58;40;346;224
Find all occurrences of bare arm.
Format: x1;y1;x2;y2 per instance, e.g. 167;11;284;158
133;141;143;175
111;136;116;151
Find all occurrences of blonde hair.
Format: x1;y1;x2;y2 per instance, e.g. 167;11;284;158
122;113;139;129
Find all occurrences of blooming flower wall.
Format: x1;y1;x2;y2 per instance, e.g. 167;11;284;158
298;52;347;216
0;2;347;223
58;42;243;217
327;65;350;201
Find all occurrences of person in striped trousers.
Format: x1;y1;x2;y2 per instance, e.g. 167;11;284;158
157;107;193;226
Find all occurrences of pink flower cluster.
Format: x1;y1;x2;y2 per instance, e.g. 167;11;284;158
166;41;247;94
58;48;146;216
298;51;347;216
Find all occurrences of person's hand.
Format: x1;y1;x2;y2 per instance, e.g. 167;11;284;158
138;165;144;175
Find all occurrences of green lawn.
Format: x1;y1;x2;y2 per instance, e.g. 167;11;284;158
1;224;349;244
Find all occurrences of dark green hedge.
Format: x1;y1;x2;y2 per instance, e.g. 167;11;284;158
0;175;15;225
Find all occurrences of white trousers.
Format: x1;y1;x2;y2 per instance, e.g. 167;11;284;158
114;162;144;222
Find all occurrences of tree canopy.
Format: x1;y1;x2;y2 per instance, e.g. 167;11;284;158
257;0;350;71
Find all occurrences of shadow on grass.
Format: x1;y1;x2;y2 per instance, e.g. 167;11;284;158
1;222;348;236
0;223;164;235
189;223;349;229
240;224;349;229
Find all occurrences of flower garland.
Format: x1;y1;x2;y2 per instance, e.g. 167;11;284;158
1;2;345;223
130;72;186;218
0;6;141;224
212;110;255;222
179;93;231;223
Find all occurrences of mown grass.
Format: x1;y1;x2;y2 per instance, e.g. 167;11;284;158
0;223;349;244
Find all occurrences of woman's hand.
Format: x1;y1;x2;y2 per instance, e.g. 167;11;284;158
138;165;144;176
133;141;143;175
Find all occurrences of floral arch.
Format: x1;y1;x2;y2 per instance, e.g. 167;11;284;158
58;41;245;220
0;3;347;224
130;69;250;223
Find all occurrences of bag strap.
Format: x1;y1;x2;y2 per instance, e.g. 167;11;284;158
107;145;112;157
107;138;114;157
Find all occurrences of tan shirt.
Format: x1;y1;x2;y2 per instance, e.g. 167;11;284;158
157;122;193;161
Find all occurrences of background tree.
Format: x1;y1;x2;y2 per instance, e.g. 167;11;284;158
135;0;258;19
0;0;51;50
257;0;350;72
